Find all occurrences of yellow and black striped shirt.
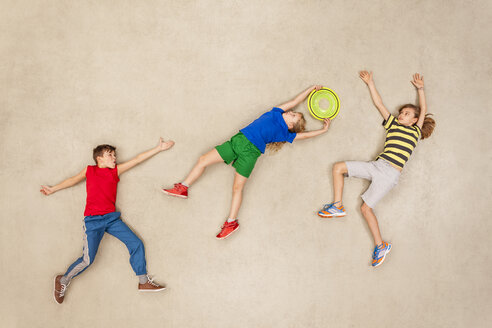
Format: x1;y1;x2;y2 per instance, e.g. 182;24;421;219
377;114;422;169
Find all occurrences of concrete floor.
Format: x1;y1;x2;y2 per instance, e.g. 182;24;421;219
1;1;491;327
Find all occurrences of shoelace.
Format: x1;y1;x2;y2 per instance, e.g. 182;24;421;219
372;244;386;259
322;203;333;210
223;221;237;228
176;184;187;192
146;275;160;287
57;283;69;297
323;202;343;211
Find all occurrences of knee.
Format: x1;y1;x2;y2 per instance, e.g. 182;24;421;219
197;155;208;166
82;255;93;268
135;238;144;250
86;247;99;266
333;162;347;174
360;202;371;214
232;183;244;194
130;238;145;254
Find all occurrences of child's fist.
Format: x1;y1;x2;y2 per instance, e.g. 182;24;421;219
40;185;54;195
359;71;373;84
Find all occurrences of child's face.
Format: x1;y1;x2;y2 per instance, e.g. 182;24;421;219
398;108;418;126
283;111;303;128
97;150;116;168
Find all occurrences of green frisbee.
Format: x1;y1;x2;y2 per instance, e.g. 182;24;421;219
307;88;340;120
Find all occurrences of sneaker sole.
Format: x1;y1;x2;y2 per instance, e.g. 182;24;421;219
161;188;188;199
53;276;62;305
216;225;239;240
318;212;346;218
139;287;167;292
372;244;392;267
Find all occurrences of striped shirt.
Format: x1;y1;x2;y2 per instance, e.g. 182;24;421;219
377;114;422;169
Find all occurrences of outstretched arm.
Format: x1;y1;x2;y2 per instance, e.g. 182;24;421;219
411;73;427;129
294;118;330;141
278;85;322;112
117;138;175;175
40;167;87;196
359;71;390;120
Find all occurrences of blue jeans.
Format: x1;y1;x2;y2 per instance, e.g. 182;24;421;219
64;211;147;280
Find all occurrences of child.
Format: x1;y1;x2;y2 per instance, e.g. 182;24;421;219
317;72;435;267
41;138;174;304
163;85;331;239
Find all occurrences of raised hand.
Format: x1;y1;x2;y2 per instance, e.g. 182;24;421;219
359;71;373;85
411;73;424;89
158;137;175;151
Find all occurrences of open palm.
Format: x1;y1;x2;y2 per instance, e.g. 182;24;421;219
411;73;424;89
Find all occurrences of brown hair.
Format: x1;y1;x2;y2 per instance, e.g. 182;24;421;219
266;112;307;152
93;144;116;164
398;104;436;139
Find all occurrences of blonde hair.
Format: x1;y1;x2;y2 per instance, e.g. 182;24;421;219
398;104;436;139
266;112;306;152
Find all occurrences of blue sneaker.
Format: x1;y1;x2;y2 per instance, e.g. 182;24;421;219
318;202;346;218
372;241;392;267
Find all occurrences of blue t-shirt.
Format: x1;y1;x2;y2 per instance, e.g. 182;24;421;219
239;107;297;154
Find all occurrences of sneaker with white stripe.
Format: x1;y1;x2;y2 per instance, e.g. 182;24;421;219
318;202;346;218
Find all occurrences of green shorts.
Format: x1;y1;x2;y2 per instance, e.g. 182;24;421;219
215;132;261;178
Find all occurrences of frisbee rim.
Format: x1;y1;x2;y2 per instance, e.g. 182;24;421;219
308;88;340;120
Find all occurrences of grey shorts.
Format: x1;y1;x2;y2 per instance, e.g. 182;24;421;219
345;159;400;208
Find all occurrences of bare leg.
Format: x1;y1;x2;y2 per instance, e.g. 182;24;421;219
333;162;348;204
183;149;223;186
361;202;383;246
227;172;248;220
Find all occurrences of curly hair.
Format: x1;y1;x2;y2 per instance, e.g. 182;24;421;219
266;112;306;152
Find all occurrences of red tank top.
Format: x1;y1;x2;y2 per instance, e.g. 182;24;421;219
84;165;120;216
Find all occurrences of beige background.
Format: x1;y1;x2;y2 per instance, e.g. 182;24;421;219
1;0;491;327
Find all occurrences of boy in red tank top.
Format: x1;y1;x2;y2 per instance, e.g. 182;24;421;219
41;138;174;304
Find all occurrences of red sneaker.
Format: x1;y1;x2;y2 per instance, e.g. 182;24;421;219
162;183;188;199
216;220;239;239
